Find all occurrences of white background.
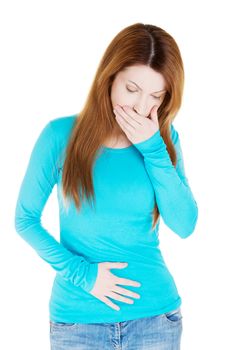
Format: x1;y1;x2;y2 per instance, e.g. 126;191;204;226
1;0;234;349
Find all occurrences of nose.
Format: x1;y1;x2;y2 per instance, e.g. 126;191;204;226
133;105;147;117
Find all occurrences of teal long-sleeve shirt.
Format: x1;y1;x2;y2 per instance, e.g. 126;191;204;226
14;114;198;323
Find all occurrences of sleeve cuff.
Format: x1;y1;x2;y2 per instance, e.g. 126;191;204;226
81;262;99;293
133;129;166;154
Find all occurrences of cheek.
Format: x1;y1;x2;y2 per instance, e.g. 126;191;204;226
112;94;132;107
112;85;132;100
118;88;128;100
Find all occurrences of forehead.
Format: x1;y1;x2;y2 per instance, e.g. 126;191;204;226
119;65;166;90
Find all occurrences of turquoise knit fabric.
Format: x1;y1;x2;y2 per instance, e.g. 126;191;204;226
14;114;198;323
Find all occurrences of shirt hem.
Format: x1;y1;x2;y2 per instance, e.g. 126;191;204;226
49;296;182;324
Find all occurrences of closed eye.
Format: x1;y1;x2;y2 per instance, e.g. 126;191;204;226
126;86;161;100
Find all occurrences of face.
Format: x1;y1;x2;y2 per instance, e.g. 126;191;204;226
110;64;167;118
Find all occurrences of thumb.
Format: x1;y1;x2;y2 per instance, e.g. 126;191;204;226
106;262;128;269
149;105;159;124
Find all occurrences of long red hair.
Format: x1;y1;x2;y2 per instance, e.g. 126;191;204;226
61;22;184;230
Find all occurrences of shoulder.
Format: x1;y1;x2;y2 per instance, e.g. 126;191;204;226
49;114;77;140
43;114;78;153
46;114;78;167
33;114;77;161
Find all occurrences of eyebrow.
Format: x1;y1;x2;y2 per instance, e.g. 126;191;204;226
127;80;166;94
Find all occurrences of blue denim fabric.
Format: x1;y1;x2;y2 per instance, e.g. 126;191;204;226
49;307;183;349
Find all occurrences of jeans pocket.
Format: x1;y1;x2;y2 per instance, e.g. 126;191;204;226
50;320;77;334
163;307;183;325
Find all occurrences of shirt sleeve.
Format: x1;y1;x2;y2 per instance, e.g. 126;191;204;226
14;120;98;292
133;123;198;238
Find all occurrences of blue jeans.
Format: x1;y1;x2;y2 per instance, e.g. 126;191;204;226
49;307;183;349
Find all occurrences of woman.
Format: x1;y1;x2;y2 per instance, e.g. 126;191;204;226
14;22;198;349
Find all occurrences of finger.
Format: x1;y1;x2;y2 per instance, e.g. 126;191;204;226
116;277;141;287
115;113;133;138
149;105;159;123
107;262;128;269
114;108;135;131
112;285;141;299
121;105;143;125
101;296;120;311
107;291;134;304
